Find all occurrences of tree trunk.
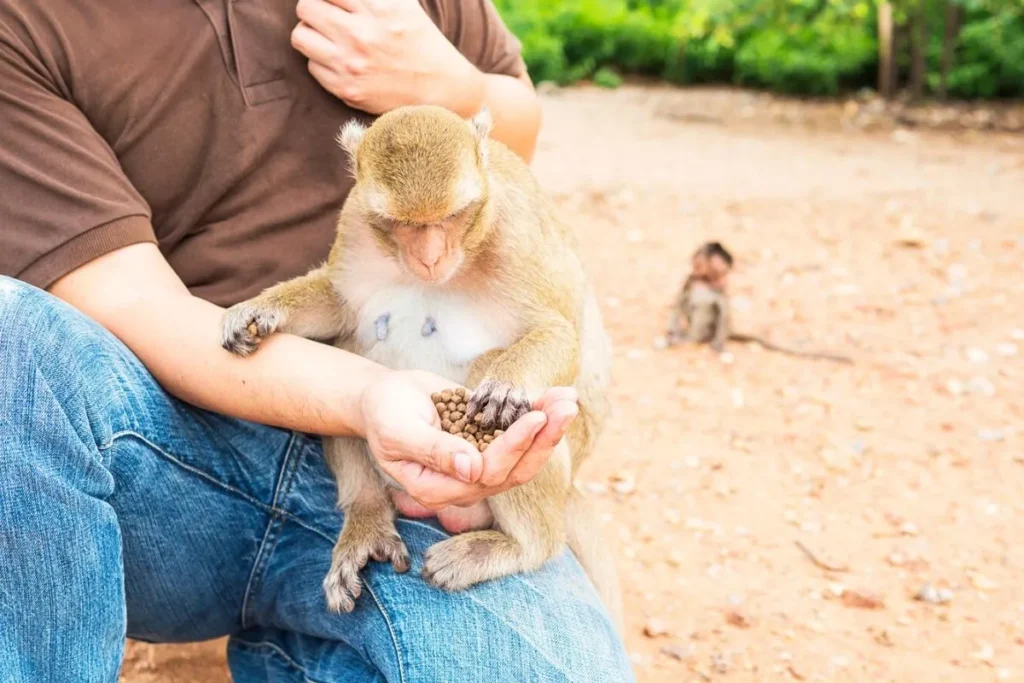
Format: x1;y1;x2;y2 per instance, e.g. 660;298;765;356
939;2;961;100
910;0;928;99
878;2;895;99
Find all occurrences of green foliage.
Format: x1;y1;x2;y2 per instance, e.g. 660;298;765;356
493;0;1024;99
593;67;626;88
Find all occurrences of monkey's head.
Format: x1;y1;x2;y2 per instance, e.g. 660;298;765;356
691;241;733;290
337;105;493;285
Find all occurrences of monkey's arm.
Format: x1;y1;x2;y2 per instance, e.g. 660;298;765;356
466;315;579;429
222;266;353;356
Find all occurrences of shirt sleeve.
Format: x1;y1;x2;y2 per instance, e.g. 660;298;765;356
424;0;526;78
0;16;155;291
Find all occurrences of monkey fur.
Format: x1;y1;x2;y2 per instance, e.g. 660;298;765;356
221;105;622;628
667;241;853;364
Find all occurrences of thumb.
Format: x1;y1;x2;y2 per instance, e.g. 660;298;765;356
382;420;484;484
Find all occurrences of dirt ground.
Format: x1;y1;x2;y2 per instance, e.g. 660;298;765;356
120;85;1024;683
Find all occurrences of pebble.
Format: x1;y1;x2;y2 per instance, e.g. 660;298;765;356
1012;329;1024;341
973;643;995;665
915;583;954;604
724;608;754;629
946;379;964;396
626;348;646;360
968;376;996;396
900;521;919;536
684;455;701;469
965;346;990;364
731;388;745;408
977;429;1006;443
997;342;1018;357
652;336;669;350
970;572;999;591
626;229;642;243
643;618;669;638
611;471;636;495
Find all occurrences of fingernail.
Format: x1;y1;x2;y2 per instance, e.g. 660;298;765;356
454;452;475;483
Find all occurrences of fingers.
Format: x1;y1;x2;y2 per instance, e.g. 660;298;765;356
386;460;482;511
505;400;577;486
378;419;484;484
476;411;547;487
296;0;353;37
532;386;578;412
291;22;337;64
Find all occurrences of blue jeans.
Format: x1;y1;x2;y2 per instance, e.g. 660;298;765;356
0;277;633;683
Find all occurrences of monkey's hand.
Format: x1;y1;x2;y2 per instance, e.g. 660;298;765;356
221;301;285;357
465;379;533;430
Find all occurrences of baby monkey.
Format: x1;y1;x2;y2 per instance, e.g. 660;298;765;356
220;105;621;626
666;241;853;364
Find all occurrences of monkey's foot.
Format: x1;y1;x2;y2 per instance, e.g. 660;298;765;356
465;380;531;430
422;531;531;592
220;304;283;357
323;529;410;614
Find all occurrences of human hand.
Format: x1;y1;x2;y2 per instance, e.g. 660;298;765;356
291;0;485;116
359;370;577;518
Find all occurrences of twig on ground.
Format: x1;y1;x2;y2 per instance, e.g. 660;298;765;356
794;540;849;572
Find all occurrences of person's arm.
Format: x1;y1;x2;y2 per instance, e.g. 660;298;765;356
48;242;577;509
291;0;542;161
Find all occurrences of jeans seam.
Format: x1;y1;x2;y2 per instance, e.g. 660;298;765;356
241;431;304;629
99;431;277;513
365;582;407;683
232;639;327;683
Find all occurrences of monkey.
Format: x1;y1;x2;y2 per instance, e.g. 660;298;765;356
666;241;854;364
219;105;623;629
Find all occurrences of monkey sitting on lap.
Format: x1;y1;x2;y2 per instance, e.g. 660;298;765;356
220;105;622;627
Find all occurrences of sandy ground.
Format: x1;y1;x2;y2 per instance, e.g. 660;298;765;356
120;85;1024;682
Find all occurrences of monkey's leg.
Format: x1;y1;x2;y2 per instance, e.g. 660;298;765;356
221;266;350;356
421;462;569;592
710;297;731;353
684;305;716;346
321;436;409;614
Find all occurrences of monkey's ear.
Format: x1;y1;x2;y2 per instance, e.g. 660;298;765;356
336;120;366;161
468;107;492;167
468;107;493;141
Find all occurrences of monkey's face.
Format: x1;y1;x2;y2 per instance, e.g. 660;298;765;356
375;199;484;284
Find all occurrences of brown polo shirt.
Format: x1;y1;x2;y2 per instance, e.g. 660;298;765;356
0;0;523;306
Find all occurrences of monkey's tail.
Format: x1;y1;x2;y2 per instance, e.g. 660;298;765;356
565;486;624;635
729;332;854;364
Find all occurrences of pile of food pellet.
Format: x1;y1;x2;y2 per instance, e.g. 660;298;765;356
431;387;503;452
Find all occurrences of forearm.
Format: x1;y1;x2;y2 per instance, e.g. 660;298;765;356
475;71;542;163
49;244;385;438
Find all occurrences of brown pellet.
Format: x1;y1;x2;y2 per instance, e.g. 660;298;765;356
465;424;477;435
435;402;446;413
493;429;504;437
441;419;452;430
474;413;484;424
454;387;466;399
446;402;456;412
442;411;451;421
448;423;460;434
450;411;463;421
476;441;486;452
483;434;493;443
247;322;258;337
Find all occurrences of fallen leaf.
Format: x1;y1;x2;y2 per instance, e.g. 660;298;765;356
841;588;885;610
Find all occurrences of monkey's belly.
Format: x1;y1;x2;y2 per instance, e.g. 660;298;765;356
351;286;519;385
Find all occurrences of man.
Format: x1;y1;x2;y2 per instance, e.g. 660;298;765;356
0;1;633;681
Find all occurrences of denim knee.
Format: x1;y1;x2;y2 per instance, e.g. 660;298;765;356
0;275;139;451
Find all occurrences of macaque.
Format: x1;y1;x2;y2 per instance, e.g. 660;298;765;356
666;241;853;364
221;105;622;627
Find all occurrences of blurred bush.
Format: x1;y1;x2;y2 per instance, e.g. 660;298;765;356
494;0;1024;99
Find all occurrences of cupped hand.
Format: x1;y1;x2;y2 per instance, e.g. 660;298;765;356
291;0;484;116
359;370;577;530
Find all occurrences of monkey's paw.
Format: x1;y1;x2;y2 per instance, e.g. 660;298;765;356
466;379;531;429
322;530;410;614
422;534;507;592
220;304;283;357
